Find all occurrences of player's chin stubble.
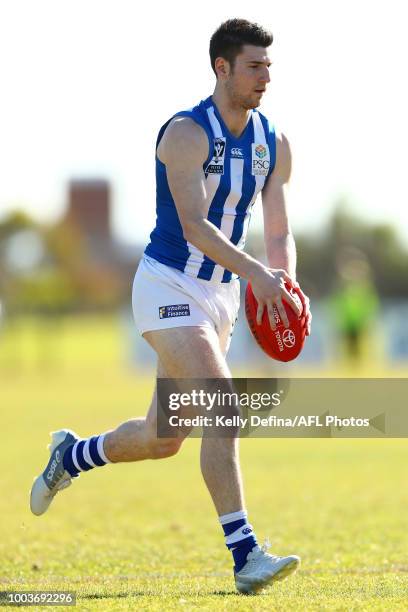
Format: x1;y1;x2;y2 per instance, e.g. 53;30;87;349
227;86;260;111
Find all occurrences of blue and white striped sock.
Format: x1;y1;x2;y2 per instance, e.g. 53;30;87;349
219;509;258;573
63;434;111;477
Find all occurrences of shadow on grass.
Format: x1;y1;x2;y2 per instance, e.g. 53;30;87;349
80;593;129;600
81;589;238;600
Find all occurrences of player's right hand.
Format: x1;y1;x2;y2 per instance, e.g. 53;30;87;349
250;267;302;329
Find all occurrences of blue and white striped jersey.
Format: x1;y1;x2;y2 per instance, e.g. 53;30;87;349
145;96;276;283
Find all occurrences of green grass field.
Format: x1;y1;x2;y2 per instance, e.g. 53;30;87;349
1;318;408;610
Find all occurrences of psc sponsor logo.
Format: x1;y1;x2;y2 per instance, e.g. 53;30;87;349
255;144;267;159
252;159;270;174
251;143;270;176
159;304;191;319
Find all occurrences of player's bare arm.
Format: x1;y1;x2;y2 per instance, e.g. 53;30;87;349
262;132;311;334
158;116;301;328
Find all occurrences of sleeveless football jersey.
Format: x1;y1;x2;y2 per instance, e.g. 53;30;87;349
145;96;276;283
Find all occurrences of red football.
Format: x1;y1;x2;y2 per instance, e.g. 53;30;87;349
245;282;307;362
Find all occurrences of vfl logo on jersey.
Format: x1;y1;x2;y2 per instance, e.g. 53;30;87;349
205;137;226;175
159;304;190;319
251;143;270;176
231;147;243;158
214;138;225;160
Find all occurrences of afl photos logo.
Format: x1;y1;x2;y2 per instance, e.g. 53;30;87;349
251;143;270;176
205;137;226;175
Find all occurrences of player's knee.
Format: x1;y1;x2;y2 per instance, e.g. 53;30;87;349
149;437;183;459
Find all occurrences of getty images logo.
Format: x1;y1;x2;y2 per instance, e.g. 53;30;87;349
47;449;61;481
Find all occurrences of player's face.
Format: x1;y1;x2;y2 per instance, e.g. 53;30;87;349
225;45;271;110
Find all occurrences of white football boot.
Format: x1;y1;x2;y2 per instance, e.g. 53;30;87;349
234;541;300;594
30;429;80;516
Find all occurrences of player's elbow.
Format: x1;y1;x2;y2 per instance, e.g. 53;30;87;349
181;218;205;243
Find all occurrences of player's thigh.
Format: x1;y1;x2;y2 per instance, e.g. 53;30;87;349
143;326;232;378
144;334;236;441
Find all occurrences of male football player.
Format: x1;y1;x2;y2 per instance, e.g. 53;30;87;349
31;18;311;594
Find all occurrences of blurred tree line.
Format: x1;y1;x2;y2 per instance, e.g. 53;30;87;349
0;210;134;317
249;200;408;300
295;203;408;298
0;201;407;318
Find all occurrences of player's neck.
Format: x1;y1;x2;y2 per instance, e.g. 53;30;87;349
212;89;251;139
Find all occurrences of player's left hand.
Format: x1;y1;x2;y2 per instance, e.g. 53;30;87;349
264;271;312;336
294;283;312;336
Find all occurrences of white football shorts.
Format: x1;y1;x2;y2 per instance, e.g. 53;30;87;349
132;255;240;355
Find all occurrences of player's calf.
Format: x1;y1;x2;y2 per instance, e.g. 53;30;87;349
148;437;184;459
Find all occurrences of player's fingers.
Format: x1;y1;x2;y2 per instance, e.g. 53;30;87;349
278;269;295;287
297;286;310;315
296;285;306;307
282;288;302;317
266;300;276;330
306;311;312;336
256;301;264;326
275;297;289;328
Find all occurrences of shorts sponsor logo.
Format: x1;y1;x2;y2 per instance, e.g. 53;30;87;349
159;304;191;319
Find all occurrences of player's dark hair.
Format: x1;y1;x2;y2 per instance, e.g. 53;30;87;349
210;19;273;76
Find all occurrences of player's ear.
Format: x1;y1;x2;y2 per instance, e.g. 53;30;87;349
215;56;230;79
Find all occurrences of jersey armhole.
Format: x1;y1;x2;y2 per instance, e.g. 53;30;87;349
267;124;277;177
258;112;277;178
155;111;213;171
